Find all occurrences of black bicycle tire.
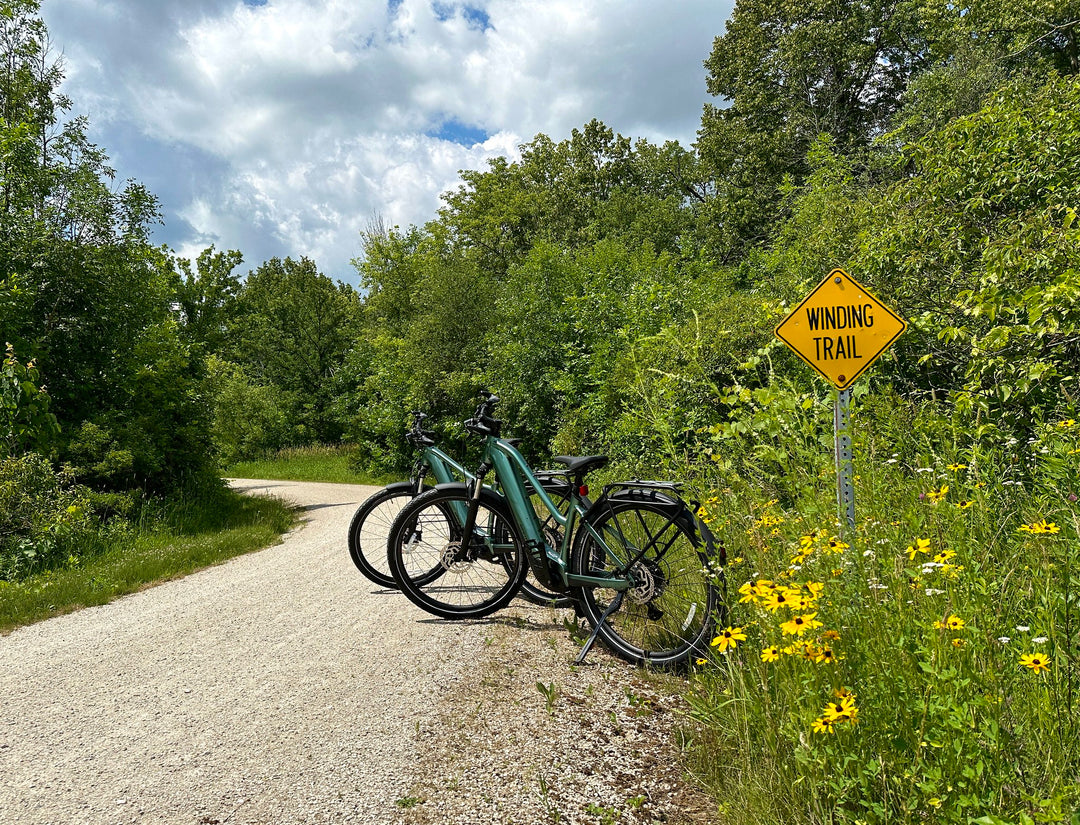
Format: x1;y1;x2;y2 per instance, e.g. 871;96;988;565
387;486;527;620
568;494;719;667
348;485;421;588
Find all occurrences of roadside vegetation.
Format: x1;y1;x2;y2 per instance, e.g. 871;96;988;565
0;472;294;634
4;0;1079;820
224;445;392;485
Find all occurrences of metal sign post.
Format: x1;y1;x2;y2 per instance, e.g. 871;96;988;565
834;388;856;538
774;269;907;542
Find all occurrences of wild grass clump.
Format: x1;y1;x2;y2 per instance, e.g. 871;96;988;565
687;410;1080;825
225;443;391;485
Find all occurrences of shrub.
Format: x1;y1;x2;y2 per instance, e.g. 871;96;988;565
0;453;105;580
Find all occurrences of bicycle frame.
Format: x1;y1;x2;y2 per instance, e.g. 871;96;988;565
476;435;633;593
414;444;468;491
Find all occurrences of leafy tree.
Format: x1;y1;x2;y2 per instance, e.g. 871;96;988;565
861;73;1080;423
228;256;360;443
171;246;244;356
438;120;701;275
0;0;213;491
697;0;938;252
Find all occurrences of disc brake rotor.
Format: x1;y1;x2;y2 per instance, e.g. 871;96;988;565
627;558;666;604
440;540;471;573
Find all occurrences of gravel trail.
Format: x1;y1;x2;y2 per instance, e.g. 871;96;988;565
0;479;717;825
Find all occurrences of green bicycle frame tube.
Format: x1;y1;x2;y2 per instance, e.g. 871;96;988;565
484;436;630;592
423;445;468;485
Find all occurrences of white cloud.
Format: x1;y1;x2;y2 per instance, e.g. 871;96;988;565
41;0;731;281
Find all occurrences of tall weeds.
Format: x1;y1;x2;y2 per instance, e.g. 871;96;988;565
686;402;1080;825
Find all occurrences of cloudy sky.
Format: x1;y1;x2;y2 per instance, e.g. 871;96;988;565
40;0;732;284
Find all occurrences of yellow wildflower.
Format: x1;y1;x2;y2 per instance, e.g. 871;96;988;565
781;613;823;636
711;626;747;654
906;538;932;561
1018;520;1060;535
1020;652;1051;673
825;537;849;554
926;485;949;503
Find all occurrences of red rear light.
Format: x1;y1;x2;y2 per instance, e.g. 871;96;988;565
578;484;589;497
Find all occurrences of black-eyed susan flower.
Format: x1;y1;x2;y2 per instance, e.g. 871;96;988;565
906;537;932;560
812;717;834;734
814;647;837;664
952;638;966;648
955;499;974;510
1018;520;1060;535
781;613;823;636
760;646;780;663
926;485;949;503
946;463;967;472
762;588;797;612
797;643;820;661
825;537;850;554
823;694;859;725
934;615;965;630
711;626;747;654
822;629;841;642
1020;652;1051;673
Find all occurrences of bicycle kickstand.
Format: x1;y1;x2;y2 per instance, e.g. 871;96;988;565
573;592;624;665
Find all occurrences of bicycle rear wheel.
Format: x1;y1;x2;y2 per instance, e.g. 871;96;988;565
347;485;420;588
388;486;527;620
569;493;718;667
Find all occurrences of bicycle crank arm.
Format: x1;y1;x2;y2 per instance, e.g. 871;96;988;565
573;592;624;665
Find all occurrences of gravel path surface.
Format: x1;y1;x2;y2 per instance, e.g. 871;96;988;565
0;479;716;825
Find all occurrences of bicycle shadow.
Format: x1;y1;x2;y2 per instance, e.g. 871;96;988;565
416;614;568;632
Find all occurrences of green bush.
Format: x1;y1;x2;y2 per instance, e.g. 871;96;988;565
0;453;106;580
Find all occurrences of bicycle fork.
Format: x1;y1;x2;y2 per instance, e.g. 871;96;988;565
458;462;491;557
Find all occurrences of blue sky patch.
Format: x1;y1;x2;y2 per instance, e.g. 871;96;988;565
428;118;490;146
242;0;268;7
462;6;492;31
432;3;492;31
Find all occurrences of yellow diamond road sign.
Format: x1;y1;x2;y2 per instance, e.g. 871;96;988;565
774;269;907;390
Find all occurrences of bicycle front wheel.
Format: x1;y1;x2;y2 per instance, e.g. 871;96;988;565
388;486;527;620
348;485;420;588
569;494;718;667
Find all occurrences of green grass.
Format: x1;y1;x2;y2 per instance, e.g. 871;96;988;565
0;490;295;634
225;444;393;485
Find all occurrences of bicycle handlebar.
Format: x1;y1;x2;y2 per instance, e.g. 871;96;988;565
406;410;436;447
464;391;502;437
